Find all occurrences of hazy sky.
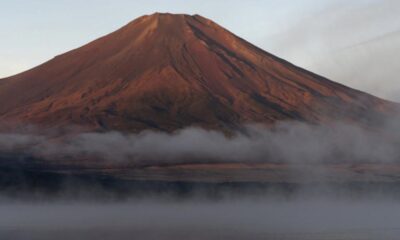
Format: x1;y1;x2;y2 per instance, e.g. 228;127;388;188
1;0;399;101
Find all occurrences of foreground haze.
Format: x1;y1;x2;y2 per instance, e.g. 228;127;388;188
2;198;400;240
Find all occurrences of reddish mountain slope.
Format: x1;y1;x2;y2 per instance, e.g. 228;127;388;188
0;13;396;132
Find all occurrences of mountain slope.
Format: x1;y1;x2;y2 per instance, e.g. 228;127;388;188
0;13;396;132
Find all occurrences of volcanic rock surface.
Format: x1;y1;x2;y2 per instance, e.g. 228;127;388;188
0;13;396;132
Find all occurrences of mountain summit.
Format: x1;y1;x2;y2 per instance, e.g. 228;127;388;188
0;13;396;131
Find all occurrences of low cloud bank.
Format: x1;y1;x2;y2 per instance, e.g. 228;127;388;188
0;119;399;164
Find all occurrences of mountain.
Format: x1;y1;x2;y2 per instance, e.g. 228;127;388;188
0;13;396;132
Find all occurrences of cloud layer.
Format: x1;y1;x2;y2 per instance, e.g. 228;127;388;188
0;119;399;165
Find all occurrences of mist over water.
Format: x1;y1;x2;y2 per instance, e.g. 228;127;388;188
1;118;400;239
1;197;400;240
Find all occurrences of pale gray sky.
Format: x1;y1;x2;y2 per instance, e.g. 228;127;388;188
1;0;399;101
